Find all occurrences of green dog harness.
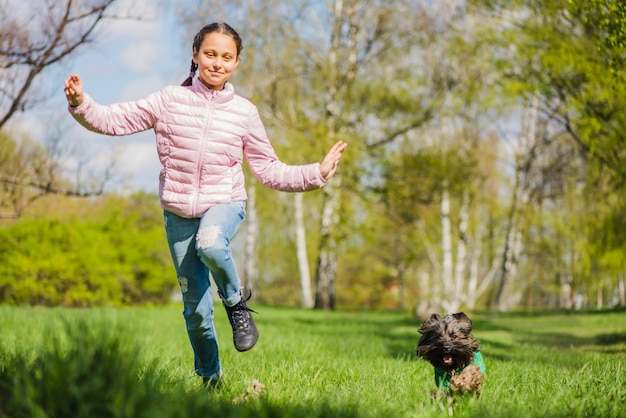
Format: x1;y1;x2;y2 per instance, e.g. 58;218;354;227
434;351;486;389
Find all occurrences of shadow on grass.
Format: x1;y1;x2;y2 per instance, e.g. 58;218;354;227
514;331;626;351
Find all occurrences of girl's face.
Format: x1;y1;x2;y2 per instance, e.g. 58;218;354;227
193;32;239;90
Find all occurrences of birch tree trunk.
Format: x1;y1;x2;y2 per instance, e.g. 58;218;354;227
417;221;441;316
314;180;339;309
313;0;343;310
450;190;470;312
294;192;314;308
440;183;454;313
439;186;472;313
493;95;538;310
466;249;498;310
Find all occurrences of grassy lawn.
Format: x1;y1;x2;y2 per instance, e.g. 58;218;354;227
0;305;624;417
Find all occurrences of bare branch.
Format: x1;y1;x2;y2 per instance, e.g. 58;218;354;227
0;0;147;129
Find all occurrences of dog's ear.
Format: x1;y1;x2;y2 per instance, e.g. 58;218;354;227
418;313;442;334
452;312;473;333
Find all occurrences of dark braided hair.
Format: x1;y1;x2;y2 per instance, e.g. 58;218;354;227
181;22;243;86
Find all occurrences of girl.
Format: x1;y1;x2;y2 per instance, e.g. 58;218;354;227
64;22;346;387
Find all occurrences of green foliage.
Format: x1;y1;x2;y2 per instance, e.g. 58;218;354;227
0;194;175;306
568;0;626;69
486;0;626;187
589;193;626;274
0;306;625;417
462;0;626;309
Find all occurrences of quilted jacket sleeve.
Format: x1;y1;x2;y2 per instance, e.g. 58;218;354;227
243;105;326;192
68;90;167;136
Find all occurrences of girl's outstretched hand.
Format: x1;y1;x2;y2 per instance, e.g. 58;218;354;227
64;74;84;107
320;140;347;181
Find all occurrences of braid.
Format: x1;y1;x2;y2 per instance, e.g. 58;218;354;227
181;60;197;87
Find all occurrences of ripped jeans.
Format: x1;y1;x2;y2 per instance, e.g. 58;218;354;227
164;201;245;379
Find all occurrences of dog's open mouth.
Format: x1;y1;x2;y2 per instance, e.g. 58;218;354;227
443;355;453;365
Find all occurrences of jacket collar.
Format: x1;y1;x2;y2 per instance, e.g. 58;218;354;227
190;79;235;103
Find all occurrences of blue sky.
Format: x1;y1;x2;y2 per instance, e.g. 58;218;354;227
9;0;187;194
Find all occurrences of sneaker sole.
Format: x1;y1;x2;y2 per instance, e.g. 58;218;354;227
235;333;259;352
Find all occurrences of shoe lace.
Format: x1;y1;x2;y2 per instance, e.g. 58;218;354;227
228;293;257;331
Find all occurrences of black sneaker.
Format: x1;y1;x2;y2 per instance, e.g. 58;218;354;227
225;292;258;352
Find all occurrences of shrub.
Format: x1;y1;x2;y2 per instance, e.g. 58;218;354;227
0;194;175;306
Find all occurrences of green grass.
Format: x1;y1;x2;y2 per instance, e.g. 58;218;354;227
0;305;625;417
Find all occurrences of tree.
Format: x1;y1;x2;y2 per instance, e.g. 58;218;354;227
471;0;626;310
0;0;123;128
0;127;121;219
472;0;626;188
492;96;539;309
379;1;510;314
304;0;429;309
0;0;136;218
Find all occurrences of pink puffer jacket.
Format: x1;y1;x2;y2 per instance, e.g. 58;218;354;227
69;81;326;218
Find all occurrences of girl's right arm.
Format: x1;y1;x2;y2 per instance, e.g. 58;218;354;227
64;73;165;136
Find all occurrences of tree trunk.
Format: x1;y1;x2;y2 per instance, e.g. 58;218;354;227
451;190;470;311
493;95;538;310
294;192;313;308
314;181;339;309
313;0;343;310
440;183;454;313
494;218;520;310
397;258;407;310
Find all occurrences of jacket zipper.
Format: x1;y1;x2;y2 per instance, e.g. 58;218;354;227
191;89;217;217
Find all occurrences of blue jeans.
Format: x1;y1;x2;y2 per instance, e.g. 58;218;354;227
164;202;246;379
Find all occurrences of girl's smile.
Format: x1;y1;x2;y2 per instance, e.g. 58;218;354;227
193;32;239;90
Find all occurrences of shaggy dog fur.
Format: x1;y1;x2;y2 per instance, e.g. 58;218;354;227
416;312;485;396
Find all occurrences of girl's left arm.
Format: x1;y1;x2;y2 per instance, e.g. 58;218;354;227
243;107;322;192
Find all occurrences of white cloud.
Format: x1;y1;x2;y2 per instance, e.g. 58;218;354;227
105;0;164;39
117;74;169;101
118;41;162;72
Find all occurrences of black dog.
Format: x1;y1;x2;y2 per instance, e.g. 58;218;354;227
416;312;485;395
